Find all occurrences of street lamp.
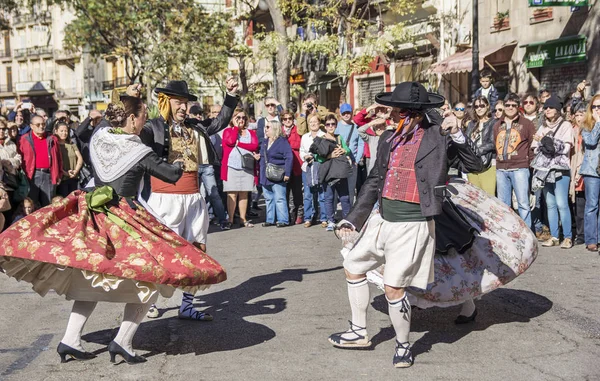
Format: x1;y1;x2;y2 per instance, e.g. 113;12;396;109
471;0;479;97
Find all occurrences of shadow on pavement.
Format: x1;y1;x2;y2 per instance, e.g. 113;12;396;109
82;266;342;357
369;288;553;357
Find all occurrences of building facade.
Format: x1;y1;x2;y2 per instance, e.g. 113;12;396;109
0;4;108;118
430;0;598;102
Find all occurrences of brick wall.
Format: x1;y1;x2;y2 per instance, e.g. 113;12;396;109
539;62;587;98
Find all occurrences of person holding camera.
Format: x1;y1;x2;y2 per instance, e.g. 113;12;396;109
300;114;327;227
297;93;330;135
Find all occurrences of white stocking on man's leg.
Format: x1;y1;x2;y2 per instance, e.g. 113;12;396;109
385;286;414;368
328;274;371;347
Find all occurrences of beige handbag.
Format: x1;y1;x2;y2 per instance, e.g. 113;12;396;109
0;187;12;212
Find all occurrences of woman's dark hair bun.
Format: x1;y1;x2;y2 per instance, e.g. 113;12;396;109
105;95;144;127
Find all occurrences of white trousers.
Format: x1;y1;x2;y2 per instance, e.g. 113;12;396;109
147;192;209;244
343;213;436;289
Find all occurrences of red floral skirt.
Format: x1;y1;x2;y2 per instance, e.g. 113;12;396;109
0;191;226;303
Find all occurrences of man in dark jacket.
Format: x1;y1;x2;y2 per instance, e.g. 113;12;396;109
329;82;483;369
140;78;238;321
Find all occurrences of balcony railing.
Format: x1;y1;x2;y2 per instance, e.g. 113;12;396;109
54;49;81;62
15;80;54;94
0;84;14;94
0;50;11;59
12;11;51;26
102;77;130;91
56;87;83;99
14;46;54;59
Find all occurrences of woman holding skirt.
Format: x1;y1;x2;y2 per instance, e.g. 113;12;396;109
341;179;538;314
0;92;226;364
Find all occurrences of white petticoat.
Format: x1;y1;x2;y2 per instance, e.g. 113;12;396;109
147;192;209;244
0;256;209;304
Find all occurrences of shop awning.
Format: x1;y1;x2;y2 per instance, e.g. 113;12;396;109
521;35;586;68
429;41;517;75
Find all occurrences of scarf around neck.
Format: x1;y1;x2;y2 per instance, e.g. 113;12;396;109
90;127;153;182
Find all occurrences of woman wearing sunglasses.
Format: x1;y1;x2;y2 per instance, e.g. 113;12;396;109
579;94;600;252
222;108;259;228
310;114;352;231
452;102;470;131
465;96;496;196
493;100;505;121
281;110;304;225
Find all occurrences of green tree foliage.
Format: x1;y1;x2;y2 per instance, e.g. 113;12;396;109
60;0;234;94
259;0;415;102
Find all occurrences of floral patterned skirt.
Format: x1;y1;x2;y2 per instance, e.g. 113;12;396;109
0;190;227;303
345;180;538;309
404;180;538;308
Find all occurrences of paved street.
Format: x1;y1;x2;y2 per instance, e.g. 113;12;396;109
1;220;600;381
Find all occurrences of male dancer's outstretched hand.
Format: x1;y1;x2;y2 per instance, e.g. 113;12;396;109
226;76;239;95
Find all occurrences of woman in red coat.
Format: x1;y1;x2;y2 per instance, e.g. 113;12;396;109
221;108;259;228
281;110;304;224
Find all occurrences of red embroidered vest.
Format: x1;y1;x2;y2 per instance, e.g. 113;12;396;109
382;127;425;204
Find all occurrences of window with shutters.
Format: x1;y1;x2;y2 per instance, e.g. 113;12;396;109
357;76;384;109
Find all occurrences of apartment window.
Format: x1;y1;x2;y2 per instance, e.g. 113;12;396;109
44;59;53;80
357;76;385;109
19;63;28;82
3;33;9;56
6;67;12;92
32;61;40;81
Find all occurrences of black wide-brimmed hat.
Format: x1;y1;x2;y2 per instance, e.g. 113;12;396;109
154;80;198;101
375;82;445;110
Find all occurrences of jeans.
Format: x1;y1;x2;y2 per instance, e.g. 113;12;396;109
29;169;55;208
302;171;326;223
583;176;600;245
543;173;572;239
531;188;544;233
346;163;358;206
323;178;351;222
198;164;227;223
57;178;78;198
286;174;303;222
496;168;531;228
573;191;585;242
263;183;289;224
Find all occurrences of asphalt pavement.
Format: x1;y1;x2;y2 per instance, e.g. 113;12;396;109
1;219;600;380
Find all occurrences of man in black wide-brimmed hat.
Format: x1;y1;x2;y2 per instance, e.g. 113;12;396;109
140;78;239;321
329;82;483;368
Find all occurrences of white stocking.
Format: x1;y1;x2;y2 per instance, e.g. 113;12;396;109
459;299;476;317
387;293;411;345
113;295;157;356
61;301;98;351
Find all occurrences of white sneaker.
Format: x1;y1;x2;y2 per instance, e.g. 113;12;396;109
146;305;159;319
326;222;335;231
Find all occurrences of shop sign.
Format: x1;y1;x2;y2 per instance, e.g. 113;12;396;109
525;36;586;68
529;0;588;6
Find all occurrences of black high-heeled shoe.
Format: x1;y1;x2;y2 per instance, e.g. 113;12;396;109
108;341;147;364
454;308;478;325
57;342;97;363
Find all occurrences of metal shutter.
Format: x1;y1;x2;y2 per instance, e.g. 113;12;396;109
357;77;384;108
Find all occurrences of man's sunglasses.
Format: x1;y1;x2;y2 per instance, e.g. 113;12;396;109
523;100;536;106
265;104;276;107
325;122;336;126
504;103;518;108
282;117;294;121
